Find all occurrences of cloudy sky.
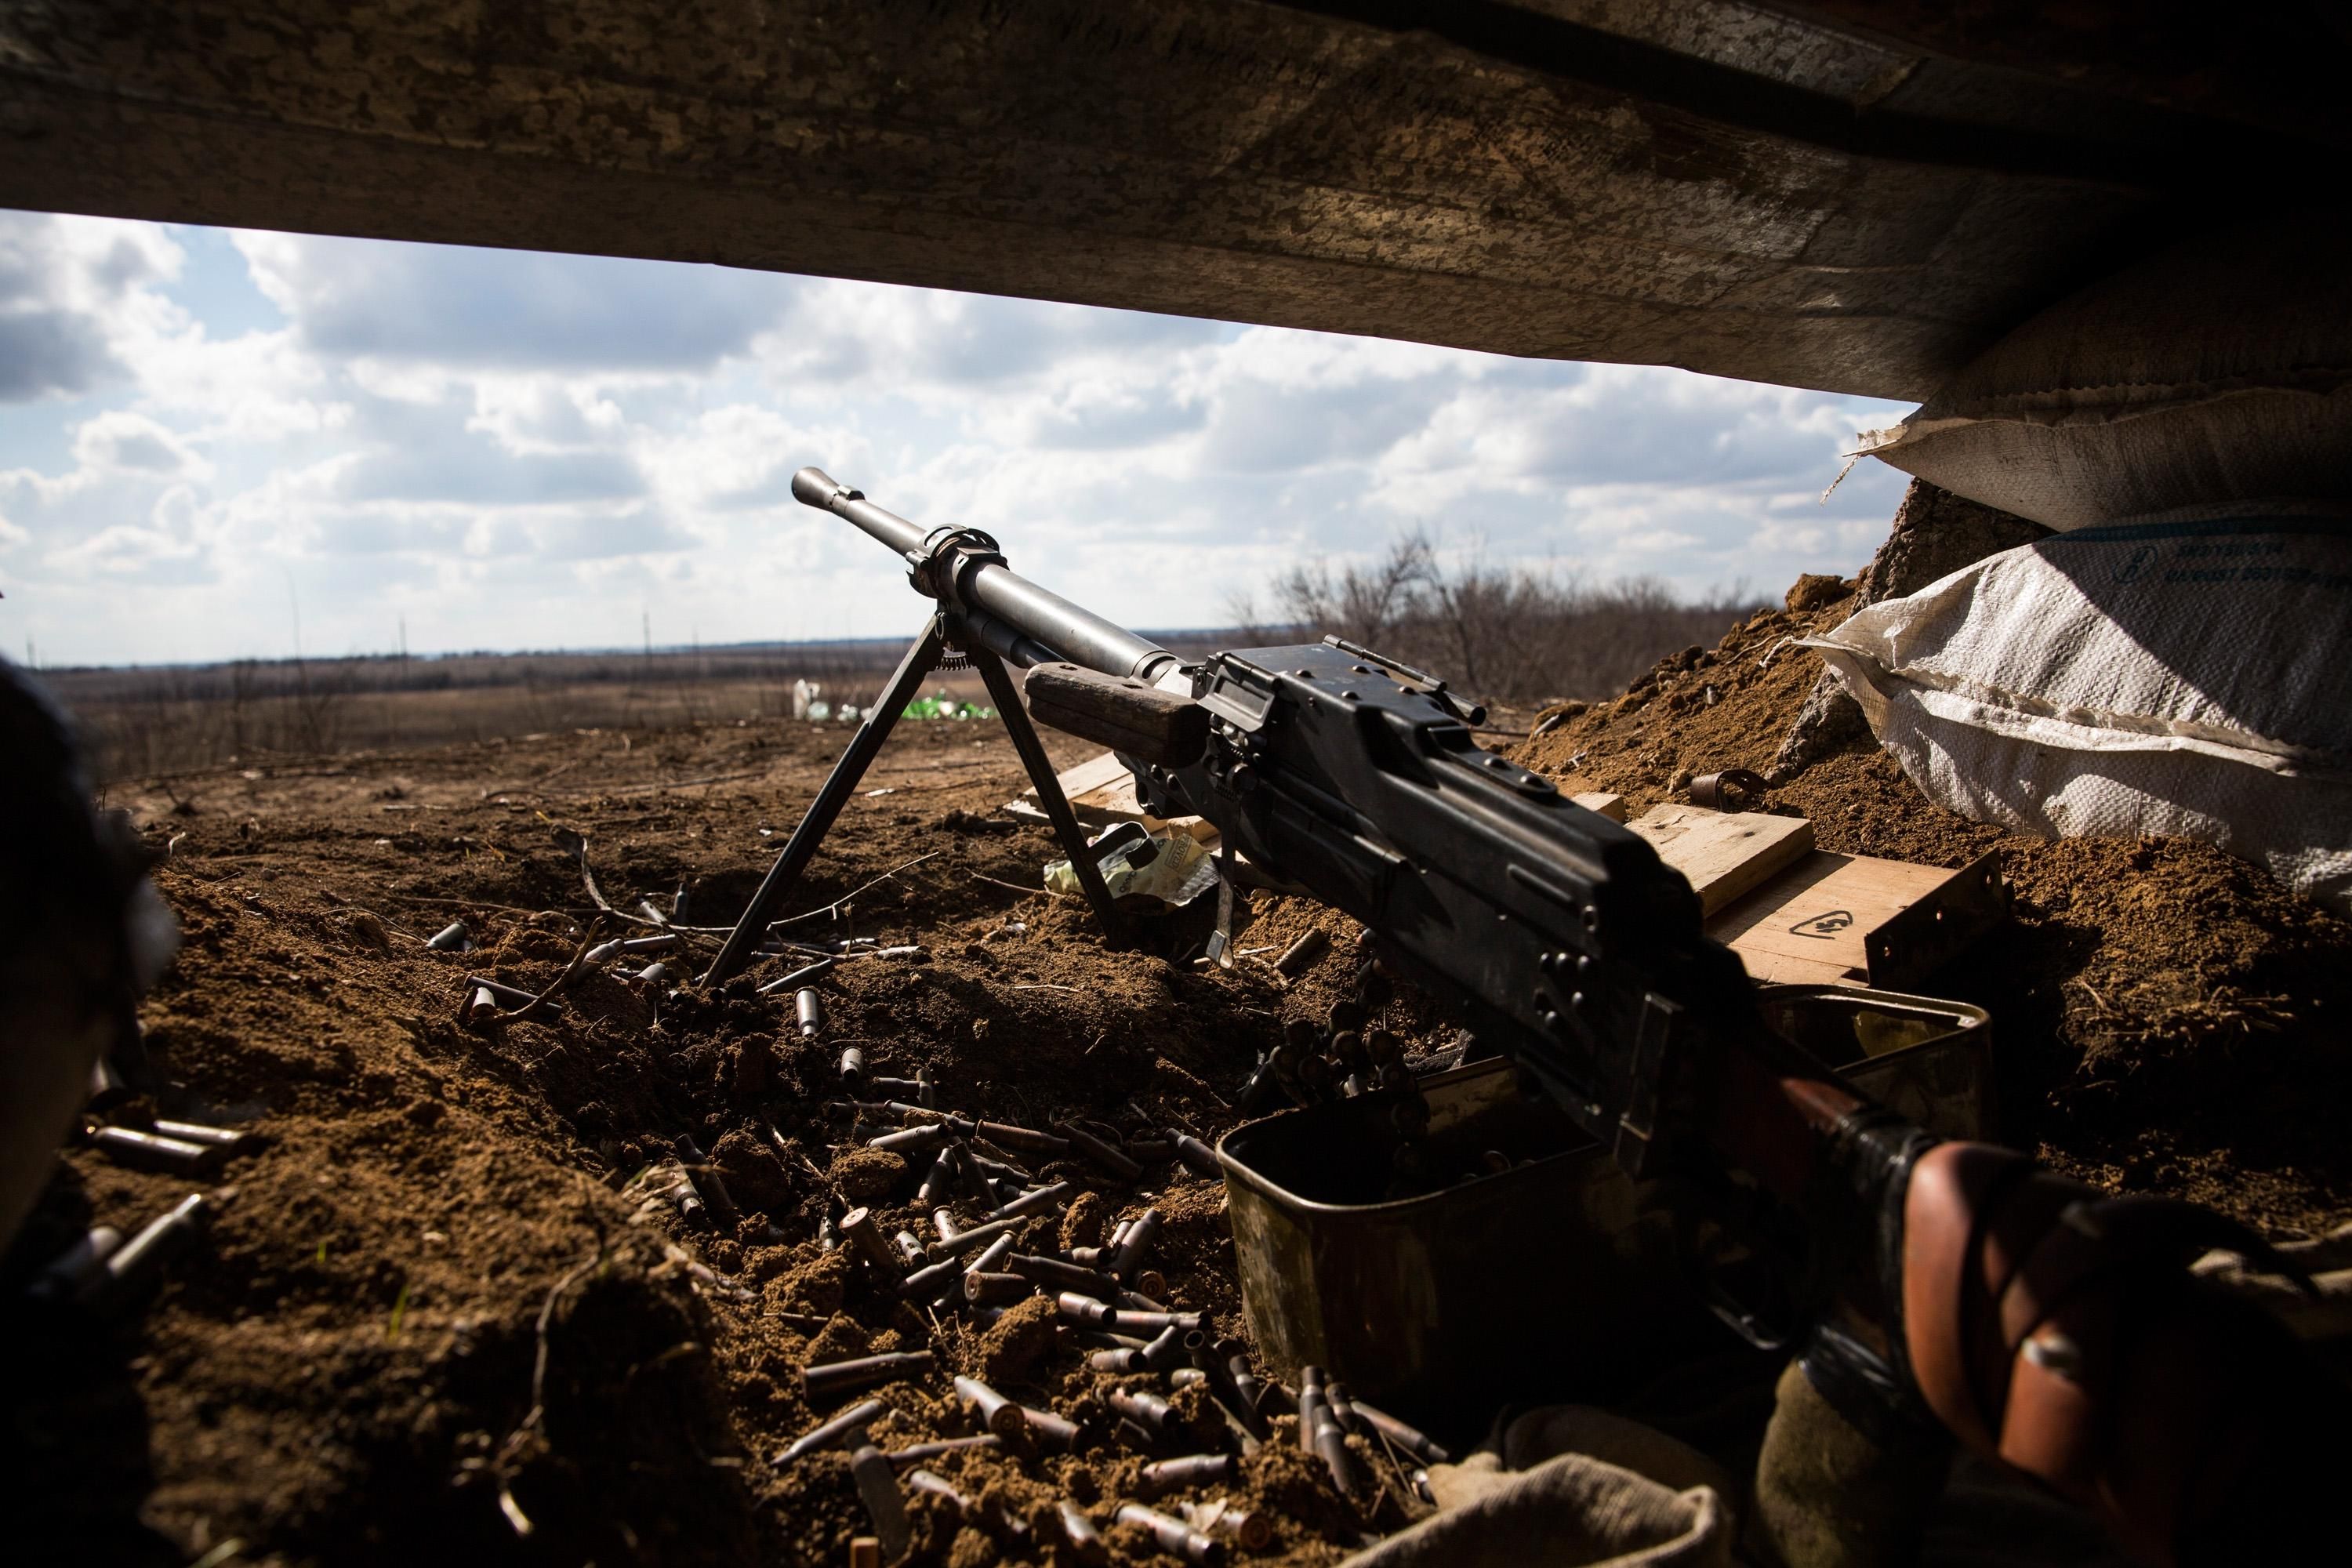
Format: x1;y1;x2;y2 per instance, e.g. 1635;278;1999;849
0;209;1914;668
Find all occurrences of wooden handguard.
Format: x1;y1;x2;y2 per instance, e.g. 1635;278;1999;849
1022;662;1210;768
1900;1142;2335;1565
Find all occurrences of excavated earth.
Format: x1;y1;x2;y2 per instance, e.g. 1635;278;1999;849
9;592;2351;1566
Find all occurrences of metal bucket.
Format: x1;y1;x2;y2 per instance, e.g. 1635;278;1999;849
1217;986;1991;1444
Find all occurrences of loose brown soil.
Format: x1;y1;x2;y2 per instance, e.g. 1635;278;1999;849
10;598;2351;1565
1515;583;2352;1231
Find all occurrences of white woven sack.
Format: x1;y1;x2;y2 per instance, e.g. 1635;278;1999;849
1857;212;2352;529
1803;506;2352;909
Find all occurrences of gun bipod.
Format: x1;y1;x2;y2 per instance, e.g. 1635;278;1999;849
702;610;1129;985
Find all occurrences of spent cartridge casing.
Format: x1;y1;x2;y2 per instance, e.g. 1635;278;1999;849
1227;1355;1266;1417
964;1232;1018;1279
927;1214;1022;1259
1273;928;1329;978
1140;1454;1234;1497
426;920;470;952
1138;1323;1191;1370
964;1147;1030;1185
1180;1501;1274;1552
848;1444;912;1562
892;1230;927;1269
756;955;836;994
1323;1379;1366;1438
89;1126;222;1176
985;1181;1073;1223
896;1257;964;1303
867;1123;947;1156
1055;1292;1200;1334
839;1046;866;1083
1310;1406;1359;1497
775;1397;885;1464
1022;1405;1080;1450
1169;1131;1220;1178
974;1120;1069;1155
1116;1504;1225;1566
1007;1253;1121;1298
796;987;826;1039
804;1350;934;1402
1106;1386;1175;1435
1110;1207;1161;1280
1060;1501;1107;1563
931;1207;962;1245
1351;1399;1450;1465
952;1374;1027;1438
906;1468;970;1514
962;1270;1030;1305
151;1119;257;1152
1297;1367;1327;1455
1056;1121;1142;1180
916;1152;956;1207
842;1213;903;1279
96;1192;208;1302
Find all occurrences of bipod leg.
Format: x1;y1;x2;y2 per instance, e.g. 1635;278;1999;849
967;644;1132;951
701;619;946;985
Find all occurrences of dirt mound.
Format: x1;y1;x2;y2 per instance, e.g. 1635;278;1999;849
1510;579;2352;1232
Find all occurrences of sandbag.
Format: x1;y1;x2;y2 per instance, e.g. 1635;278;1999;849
1347;1407;1733;1568
1857;211;2352;529
1803;506;2352;909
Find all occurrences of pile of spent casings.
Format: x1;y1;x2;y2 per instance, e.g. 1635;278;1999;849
1236;929;1417;1114
760;1024;1449;1562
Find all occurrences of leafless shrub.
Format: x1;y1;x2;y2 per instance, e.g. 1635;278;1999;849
1235;531;1764;706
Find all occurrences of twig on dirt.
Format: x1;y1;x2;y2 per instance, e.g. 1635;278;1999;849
1016;984;1080;993
505;919;604;1025
492;1238;606;1539
971;871;1062;900
379;891;571;921
557;769;765;799
769;851;943;927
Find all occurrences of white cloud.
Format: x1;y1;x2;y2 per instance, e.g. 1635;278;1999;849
0;215;1918;666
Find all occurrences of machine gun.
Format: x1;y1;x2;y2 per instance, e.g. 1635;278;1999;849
708;469;2336;1565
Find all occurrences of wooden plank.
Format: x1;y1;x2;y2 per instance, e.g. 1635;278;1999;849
1011;751;1218;844
1706;849;2004;990
1626;804;1815;917
1572;791;1628;823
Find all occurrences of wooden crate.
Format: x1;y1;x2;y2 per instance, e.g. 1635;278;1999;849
1704;847;2007;990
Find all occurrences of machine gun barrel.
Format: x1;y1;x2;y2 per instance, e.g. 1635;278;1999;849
792;466;1175;682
